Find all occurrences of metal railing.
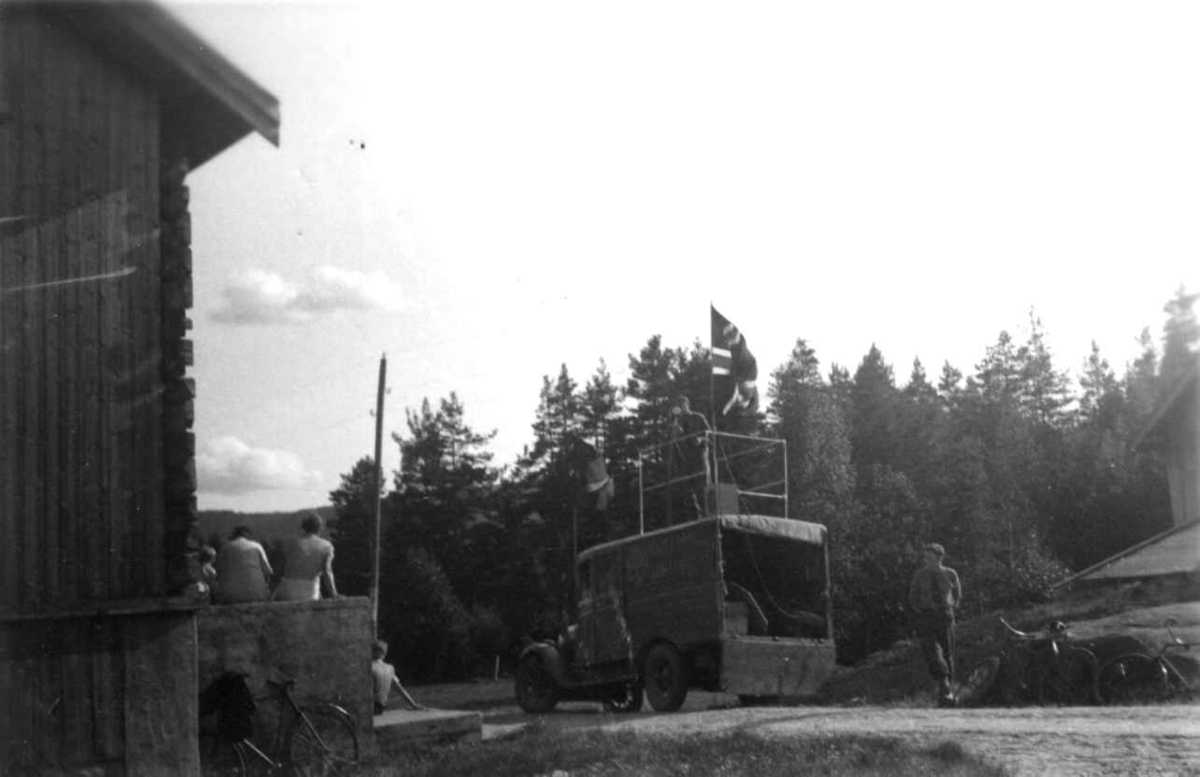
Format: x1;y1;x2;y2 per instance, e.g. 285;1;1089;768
637;431;787;534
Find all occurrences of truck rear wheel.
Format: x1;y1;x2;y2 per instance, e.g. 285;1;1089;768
643;643;688;712
515;653;559;713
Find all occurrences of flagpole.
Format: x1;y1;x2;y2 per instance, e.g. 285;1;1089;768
370;353;387;636
709;302;716;432
709;303;717;514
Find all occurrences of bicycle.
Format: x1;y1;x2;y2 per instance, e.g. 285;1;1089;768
958;618;1099;707
1098;618;1194;705
199;670;360;776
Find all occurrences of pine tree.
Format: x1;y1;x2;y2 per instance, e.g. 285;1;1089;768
513;365;596;613
975;330;1022;404
895;357;943;494
1016;311;1071;426
849;344;899;472
580;359;620;450
328;457;380;597
828;363;853;416
578;359;632;544
624;336;686;529
1125;327;1159;424
1161;285;1200;390
624;336;674;461
389;393;500;651
521;365;583;477
1078;341;1120;427
767;339;855;524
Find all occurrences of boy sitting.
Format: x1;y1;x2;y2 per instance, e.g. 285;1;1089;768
371;639;423;714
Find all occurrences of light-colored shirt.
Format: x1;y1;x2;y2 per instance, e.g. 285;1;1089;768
372;659;397;706
214;537;273;603
274;534;335;601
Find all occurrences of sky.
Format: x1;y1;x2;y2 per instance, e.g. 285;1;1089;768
170;0;1200;512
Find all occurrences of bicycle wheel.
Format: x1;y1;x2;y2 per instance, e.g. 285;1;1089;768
199;735;248;777
958;657;1001;707
1099;653;1168;705
283;704;360;776
1038;646;1099;706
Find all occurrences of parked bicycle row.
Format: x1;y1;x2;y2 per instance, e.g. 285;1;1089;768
956;617;1195;708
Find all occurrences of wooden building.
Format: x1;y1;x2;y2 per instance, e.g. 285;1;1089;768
1138;357;1200;531
1;2;278;772
1058;357;1200;589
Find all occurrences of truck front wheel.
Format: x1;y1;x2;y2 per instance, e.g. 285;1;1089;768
643;643;688;712
515;654;559;713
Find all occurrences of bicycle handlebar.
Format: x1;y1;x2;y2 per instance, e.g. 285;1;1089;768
1163;620;1190;650
999;617;1032;638
999;617;1071;642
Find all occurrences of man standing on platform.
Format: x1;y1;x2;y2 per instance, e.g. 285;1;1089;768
672;396;711;518
908;542;962;706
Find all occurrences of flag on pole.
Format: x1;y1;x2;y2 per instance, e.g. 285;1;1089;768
711;306;759;426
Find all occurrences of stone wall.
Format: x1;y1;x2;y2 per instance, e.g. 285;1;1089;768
196;597;374;739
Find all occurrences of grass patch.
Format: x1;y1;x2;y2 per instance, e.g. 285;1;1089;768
367;724;1008;777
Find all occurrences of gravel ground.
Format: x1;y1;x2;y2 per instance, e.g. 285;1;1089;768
483;702;1200;776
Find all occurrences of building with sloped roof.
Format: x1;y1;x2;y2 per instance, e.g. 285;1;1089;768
1;4;371;773
1059;357;1200;590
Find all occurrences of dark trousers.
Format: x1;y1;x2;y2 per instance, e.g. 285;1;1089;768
915;609;956;685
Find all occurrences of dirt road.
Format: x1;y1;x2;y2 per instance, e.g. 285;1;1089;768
484;703;1200;776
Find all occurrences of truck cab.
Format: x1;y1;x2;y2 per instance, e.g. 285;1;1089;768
515;432;836;713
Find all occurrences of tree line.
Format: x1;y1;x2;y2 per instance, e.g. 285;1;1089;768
329;288;1198;679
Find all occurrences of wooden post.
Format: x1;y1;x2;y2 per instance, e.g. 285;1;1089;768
370;353;387;634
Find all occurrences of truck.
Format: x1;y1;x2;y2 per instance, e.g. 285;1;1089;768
515;430;836;713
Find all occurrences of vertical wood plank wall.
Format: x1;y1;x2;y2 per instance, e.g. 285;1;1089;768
1;7;210;773
0;7;165;612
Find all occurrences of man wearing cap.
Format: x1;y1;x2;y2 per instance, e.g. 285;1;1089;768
909;542;962;706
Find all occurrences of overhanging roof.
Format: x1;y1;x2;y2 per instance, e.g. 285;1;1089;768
1053;519;1200;587
34;0;280;168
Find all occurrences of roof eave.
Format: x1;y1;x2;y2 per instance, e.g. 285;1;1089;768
1051;518;1200;588
47;0;280;167
103;1;280;148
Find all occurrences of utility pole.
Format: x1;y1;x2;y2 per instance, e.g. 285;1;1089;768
370;353;387;634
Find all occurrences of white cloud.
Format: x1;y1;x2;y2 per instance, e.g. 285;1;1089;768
197;436;320;495
299;266;404;314
212;266;402;324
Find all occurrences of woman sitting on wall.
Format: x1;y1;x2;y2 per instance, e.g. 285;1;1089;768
274;513;338;601
214;526;273;604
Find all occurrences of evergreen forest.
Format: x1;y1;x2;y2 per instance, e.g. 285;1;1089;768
329;288;1199;678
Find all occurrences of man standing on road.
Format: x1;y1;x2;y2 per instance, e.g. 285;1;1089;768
909;542;962;706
